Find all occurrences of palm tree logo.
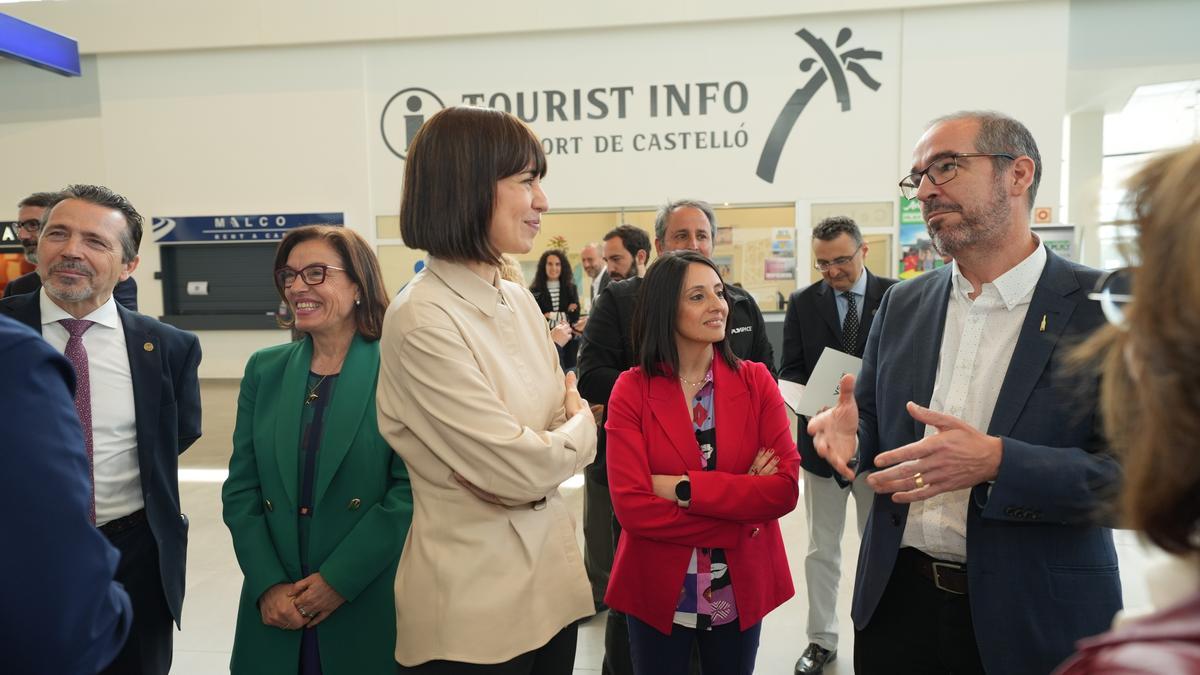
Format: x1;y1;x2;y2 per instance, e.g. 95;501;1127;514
756;28;883;183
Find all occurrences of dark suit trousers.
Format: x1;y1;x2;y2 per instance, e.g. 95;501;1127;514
854;548;985;675
100;518;173;675
583;462;614;608
603;513;635;675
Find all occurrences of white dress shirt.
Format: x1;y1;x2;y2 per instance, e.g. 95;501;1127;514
900;240;1047;562
586;267;607;311
40;290;143;526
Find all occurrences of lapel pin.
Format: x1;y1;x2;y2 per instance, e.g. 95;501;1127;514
144;342;155;352
1039;315;1047;332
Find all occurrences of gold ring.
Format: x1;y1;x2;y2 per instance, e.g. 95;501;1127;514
914;472;925;489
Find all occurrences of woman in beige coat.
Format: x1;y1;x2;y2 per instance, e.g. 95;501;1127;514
377;106;597;674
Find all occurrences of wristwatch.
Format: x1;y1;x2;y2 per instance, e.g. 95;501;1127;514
674;476;691;508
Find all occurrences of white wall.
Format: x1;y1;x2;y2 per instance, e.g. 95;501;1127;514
3;0;1026;55
0;1;1073;377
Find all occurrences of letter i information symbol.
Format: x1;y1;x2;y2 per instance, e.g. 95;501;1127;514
381;87;447;160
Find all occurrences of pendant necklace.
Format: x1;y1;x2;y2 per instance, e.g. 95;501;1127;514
305;374;329;406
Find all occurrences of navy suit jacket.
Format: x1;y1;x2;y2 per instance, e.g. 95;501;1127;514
852;248;1122;675
780;270;897;477
4;269;139;311
0;291;202;625
0;314;132;674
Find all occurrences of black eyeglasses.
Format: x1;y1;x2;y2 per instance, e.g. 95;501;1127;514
275;263;347;288
899;153;1016;199
814;248;862;271
1087;267;1133;329
10;219;41;235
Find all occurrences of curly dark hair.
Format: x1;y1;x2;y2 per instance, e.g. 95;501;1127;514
529;249;576;296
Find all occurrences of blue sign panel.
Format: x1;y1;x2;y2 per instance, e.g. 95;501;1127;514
152;213;344;243
0;14;81;77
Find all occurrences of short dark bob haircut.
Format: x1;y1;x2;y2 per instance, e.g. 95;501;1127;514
529;249;576;295
400;106;548;266
273;225;389;341
631;250;739;378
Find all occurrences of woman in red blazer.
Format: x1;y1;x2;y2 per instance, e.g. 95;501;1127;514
605;250;800;675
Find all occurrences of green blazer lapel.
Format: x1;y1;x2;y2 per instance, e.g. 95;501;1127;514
275;337;312;507
313;335;378;507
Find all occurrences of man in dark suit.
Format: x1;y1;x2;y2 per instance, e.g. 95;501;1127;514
578;223;652;630
5;191;139;309
780;216;897;674
0;314;133;674
0;184;201;675
809;111;1120;675
579;200;776;675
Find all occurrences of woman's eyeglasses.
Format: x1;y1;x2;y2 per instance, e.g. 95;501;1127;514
274;264;346;288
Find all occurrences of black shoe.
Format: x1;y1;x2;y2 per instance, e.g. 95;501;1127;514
794;643;836;674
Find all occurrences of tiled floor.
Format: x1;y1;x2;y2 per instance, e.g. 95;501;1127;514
174;380;1161;674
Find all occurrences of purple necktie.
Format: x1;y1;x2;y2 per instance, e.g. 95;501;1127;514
60;318;96;524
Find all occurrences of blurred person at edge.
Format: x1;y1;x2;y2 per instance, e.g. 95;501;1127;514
378;105;597;674
222;225;413;674
0;313;132;675
604;250;800;675
1055;145;1200;673
530;248;582;373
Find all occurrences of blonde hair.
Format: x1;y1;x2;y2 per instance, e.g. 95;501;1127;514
498;255;526;285
1073;143;1200;553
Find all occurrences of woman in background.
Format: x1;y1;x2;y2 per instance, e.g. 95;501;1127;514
604;250;800;675
529;248;581;372
223;226;412;675
1056;145;1200;672
377;106;596;674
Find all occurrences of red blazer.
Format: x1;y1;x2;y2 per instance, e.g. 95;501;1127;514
604;356;799;634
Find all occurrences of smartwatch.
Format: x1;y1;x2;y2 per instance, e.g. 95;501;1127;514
674;476;691;508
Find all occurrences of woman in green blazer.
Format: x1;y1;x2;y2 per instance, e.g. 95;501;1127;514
223;226;412;675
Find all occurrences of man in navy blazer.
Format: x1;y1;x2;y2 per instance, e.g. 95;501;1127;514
0;185;201;675
0;314;133;674
780;216;897;674
809;112;1120;675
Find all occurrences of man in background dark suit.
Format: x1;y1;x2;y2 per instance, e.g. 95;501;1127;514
0;184;201;675
781;216;897;674
5;191;139;309
0;313;133;675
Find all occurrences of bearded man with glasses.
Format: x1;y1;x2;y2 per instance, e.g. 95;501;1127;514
807;111;1121;675
5;191;139;309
